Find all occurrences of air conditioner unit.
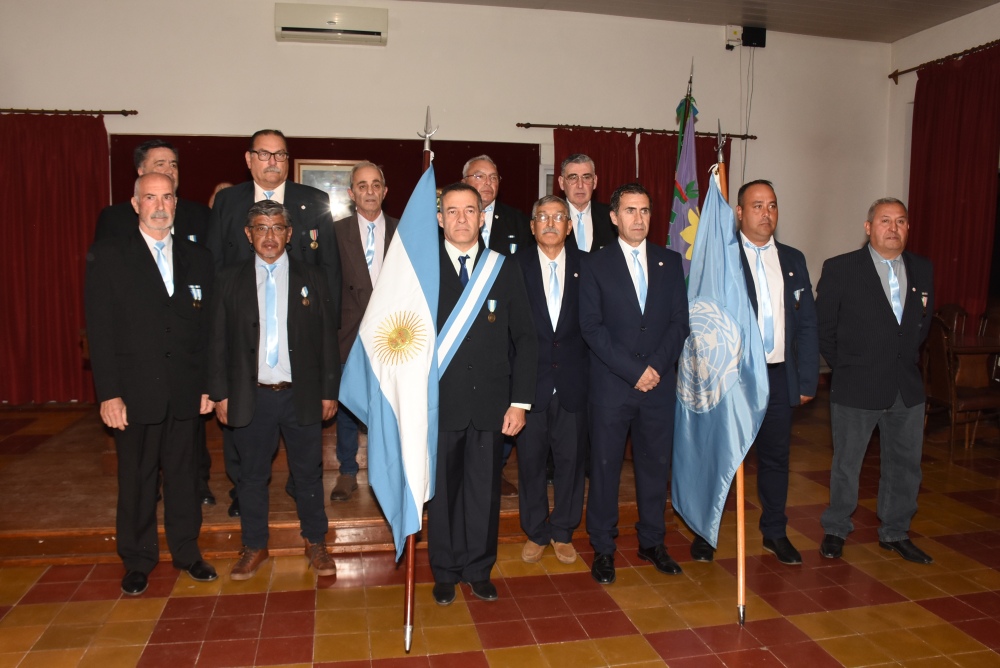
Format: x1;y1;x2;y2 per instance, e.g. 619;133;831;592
274;4;388;46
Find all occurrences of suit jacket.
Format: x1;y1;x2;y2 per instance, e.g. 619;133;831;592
580;241;690;409
85;230;214;424
94;198;211;245
515;243;588;413
334;211;399;361
437;240;538;432
739;241;819;405
485;200;531;256
565;201;617;252
206;180;342;326
816;247;934;410
207;254;340;428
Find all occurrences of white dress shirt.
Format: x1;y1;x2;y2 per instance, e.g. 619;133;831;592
740;232;786;364
254;181;287;203
618;237;648;308
139;228;173;292
255;251;293;384
568;202;594;252
358;210;387;286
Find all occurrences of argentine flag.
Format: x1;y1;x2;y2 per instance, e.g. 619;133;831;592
340;166;440;560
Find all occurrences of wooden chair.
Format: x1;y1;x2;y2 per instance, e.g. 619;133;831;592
978;310;1000;383
935;303;968;334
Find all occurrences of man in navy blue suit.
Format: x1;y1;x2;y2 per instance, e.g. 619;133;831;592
580;183;690;585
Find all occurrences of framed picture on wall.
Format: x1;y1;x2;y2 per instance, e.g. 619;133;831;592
295;159;359;221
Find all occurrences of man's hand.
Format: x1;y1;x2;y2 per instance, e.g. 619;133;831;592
800;395;815;405
215;398;229;426
322;399;339;421
100;397;128;431
200;394;215;414
634;366;660;392
501;406;526;436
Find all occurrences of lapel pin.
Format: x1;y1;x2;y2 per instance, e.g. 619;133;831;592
788;271;794;277
189;285;202;308
300;204;306;210
658;261;664;266
487;299;497;323
573;273;578;278
301;286;310;306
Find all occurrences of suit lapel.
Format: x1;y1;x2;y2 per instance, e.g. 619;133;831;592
613;245;643;316
859;249;898;322
128;231;170;299
343;214;372;288
556;246;581;332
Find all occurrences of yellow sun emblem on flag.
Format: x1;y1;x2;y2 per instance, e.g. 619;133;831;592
680;208;700;260
373;312;426;365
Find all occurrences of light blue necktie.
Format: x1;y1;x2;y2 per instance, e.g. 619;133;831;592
458;255;470;287
482;205;494;247
746;242;774;354
264;190;275;200
631;249;646;314
547;260;560;328
153;241;173;296
883;259;903;324
365;222;376;273
577;212;586;251
264;264;279;368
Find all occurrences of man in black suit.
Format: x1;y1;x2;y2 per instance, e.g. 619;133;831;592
580;182;689;585
93;139;215;506
429;182;537;606
207;200;339;581
331;161;399;502
206;129;341;517
817;198;935;564
515;195;588;566
689;180;819;566
558;153;617;253
85;172;218;595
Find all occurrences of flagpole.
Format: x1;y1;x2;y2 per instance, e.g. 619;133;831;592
403;106;437;653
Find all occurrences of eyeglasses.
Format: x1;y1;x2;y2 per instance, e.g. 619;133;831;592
247;224;289;235
563;173;595;185
249;150;290;162
533;213;570;224
464;172;501;185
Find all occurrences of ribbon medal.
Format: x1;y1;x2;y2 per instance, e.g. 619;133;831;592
309;229;319;250
301;286;310;307
487;299;497;323
189;285;202;308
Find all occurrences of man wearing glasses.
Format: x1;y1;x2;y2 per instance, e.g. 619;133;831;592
462;155;531;257
207;129;341;518
558;154;617;253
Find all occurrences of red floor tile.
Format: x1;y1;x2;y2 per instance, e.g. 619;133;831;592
757;590;825;616
768;640;845;668
549;571;600;594
804;585;868;611
362;552;404;586
693;624;764;653
264;589;315;613
148;617;210;644
475;619;535;649
204;613;263;641
577;609;638;639
213;592;266;617
0;605;10;622
918;596;986;622
88;563;124;580
526;614;588;644
743;618;811;647
954;618;1000;650
314;662;373;668
371;658;432;667
646;628;714;660
667;654;727;667
319;553;365;589
144;577;179;598
427;651;489;668
716;647;786;667
255;635;314;665
958;591;1000;617
20;580;79;604
849;580;907;606
745;571;795;595
38;563;93;583
196;639;259;667
137;642;202;668
515;593;572;619
504;574;558;598
260;610;314;638
465;598;522;624
70;578;124;601
561;589;619;614
161;595;217;619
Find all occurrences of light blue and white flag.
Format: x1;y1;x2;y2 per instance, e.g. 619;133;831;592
340;166;440;560
673;166;768;548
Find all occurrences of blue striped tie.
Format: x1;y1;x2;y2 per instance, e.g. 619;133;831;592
365;222;376;273
265;264;279;368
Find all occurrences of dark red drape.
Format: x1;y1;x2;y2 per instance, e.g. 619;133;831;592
908;46;1000;320
0;114;109;404
638;133;731;246
553;128;636;202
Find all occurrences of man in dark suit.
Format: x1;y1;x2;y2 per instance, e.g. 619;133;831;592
580;182;689;585
93;139;215;506
690;180;819;565
85;172;218;596
206;129;341;517
207;200;339;581
331;161;399;502
429;182;537;606
558;153;617;252
515;195;588;566
817;198;935;564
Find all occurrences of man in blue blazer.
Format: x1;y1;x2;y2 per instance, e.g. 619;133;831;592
690;180;819;565
515;195;589;565
580;182;690;584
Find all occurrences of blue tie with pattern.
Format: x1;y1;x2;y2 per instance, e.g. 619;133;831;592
365;222;376;273
883;259;903;323
631;249;646;314
746;242;774;354
265;264;279;368
548;260;560;328
264;190;274;200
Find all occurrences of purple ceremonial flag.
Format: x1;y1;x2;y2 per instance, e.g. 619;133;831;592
669;96;699;277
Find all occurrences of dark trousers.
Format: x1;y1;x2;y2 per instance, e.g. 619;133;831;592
428;425;503;584
195;416;211;493
753;363;793;540
586;392;674;555
335;364;361;477
231;388;328;549
223;416;296;500
518;392;586;544
115;408;203;573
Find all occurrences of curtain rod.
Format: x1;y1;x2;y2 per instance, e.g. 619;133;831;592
888;37;1000;84
0;108;138;116
517;122;757;141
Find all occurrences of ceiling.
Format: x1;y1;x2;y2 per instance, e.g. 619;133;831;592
399;0;1000;43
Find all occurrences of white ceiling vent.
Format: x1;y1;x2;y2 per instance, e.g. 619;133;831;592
275;4;388;46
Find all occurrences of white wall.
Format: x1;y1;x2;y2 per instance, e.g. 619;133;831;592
1;0;892;278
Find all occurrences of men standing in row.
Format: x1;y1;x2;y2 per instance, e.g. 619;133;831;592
208;200;339;580
516;196;588;565
690;180;819;565
331;162;399;501
580;183;689;585
430;183;537;606
817;198;935;564
86;173;218;595
558;154;617;253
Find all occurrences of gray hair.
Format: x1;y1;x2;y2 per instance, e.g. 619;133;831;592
350;160;385;186
867;197;907;222
531;195;569;219
246;199;291;227
133;172;175;198
462;154;497;178
560;153;595;175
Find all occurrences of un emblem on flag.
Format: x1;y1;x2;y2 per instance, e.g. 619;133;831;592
677;298;742;413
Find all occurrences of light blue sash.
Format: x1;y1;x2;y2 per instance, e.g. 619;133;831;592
437;249;504;375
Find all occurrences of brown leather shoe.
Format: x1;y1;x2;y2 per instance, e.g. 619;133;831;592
521;539;546;563
329;474;358;501
500;473;518;497
230;547;268;581
551;539;578;564
305;540;337;577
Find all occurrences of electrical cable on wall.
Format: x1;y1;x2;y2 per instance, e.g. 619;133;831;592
739;47;756;183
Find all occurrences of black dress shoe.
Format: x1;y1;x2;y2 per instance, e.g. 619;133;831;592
181;560;218;582
879;539;933;564
228;498;240;518
466;580;498;601
690;535;715;562
820;534;845;559
637;544;683;575
763;537;803;565
432;582;456;606
199;490;216;506
591;552;616;584
121;570;148;596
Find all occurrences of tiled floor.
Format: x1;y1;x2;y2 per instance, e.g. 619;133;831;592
1;395;999;666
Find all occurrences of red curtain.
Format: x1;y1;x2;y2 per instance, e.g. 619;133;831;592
553;128;636;203
0;114;108;404
907;46;1000;320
